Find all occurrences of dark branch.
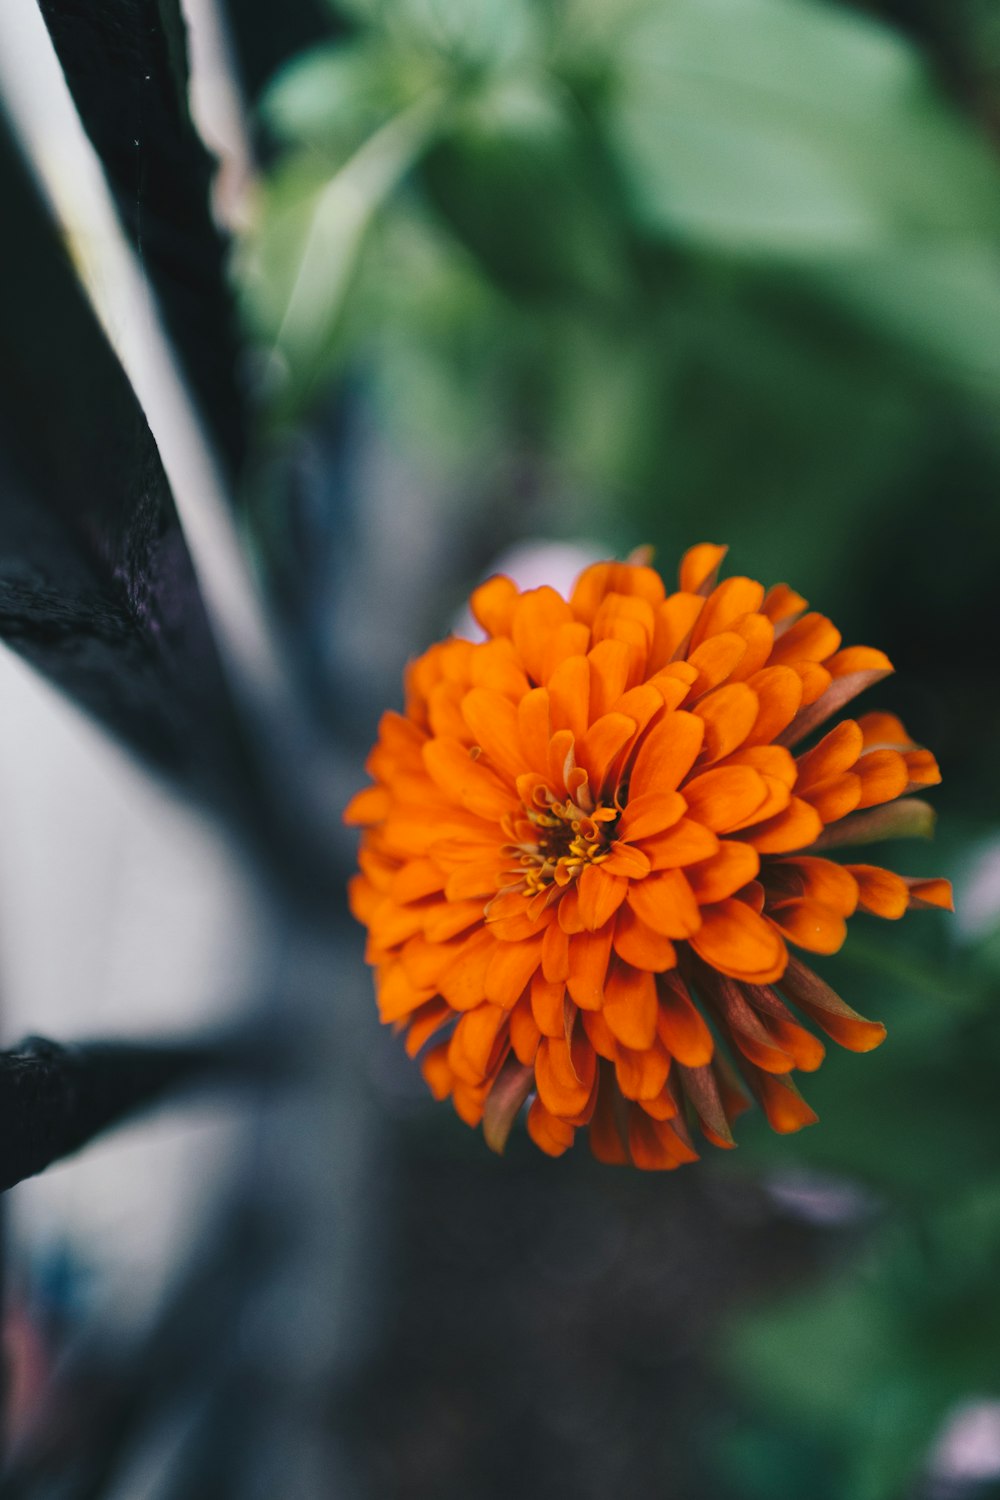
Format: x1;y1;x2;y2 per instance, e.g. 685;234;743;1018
0;1032;270;1194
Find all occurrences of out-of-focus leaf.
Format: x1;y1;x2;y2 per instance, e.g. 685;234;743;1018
724;1185;1000;1500
0;110;255;818
422;73;627;303
607;0;1000;251
37;0;248;474
242;88;443;419
263;37;429;152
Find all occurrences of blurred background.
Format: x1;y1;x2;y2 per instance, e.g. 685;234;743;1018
0;0;998;1496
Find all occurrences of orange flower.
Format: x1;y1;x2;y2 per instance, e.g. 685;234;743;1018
345;544;952;1169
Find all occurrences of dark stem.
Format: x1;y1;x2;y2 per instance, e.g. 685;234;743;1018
0;1032;269;1194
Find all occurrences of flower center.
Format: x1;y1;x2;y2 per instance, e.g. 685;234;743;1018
505;791;620;896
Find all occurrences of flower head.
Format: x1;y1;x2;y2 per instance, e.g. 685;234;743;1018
345;544;952;1169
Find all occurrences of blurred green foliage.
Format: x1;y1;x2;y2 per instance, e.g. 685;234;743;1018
237;2;1000;1495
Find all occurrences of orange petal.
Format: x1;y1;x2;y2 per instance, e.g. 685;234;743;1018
615;1041;671;1101
779;952;886;1052
628;1110;699;1169
541;918;571;982
613;904;678;972
826;646;894;678
762;1015;826;1072
566;925;614;1010
796;721;864;787
688;899;788;982
535;1035;596;1116
637;1083;679;1121
769;612;841;666
603;961;658;1049
577;712;637;796
846;863;909;918
656;973;714;1066
449;1003;508;1084
547;654;590;740
617;792;686;841
581;1007;619;1060
540;622;591;684
626;869;702;938
904;749;941;791
422;738;514;820
855;749;909;809
640;818;720;870
753;1072;820;1134
587;1065;630;1163
694;683;760;763
557;885;584;933
778;663;893;748
511;587;574;682
530;971;570;1037
444;861;502;901
762;582;807;626
767;898;848;955
682;766;769;832
469;637;531;700
403;998;453;1057
856;711;915;750
470;574;519;636
484;935;544;1008
744;665;803;746
461;689;524;782
687;633;748;695
588;639;632;718
578;865;629;930
764;856;859;916
517;687;551;773
343;785;390;826
685;840;760;903
629;711;705;795
434;929;494;1009
509;994;541;1064
906;876;954;911
800;771;862;824
377;962;435;1023
421;1043;454;1101
649;594;704;667
678;542;728;596
611;683;670;741
526;1097;575;1156
689;577;765;649
696;970;795;1073
743;797;824;854
570;560;665;622
602;841;652;880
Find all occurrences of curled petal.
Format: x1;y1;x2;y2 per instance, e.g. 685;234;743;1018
657;974;715;1067
779;953;886;1052
483;1061;535;1154
810;798;936;851
526;1097;575;1157
847;863;909;919
905;877;954;911
679;542;728;596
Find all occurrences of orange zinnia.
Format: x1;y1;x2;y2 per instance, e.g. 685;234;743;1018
345;544;951;1169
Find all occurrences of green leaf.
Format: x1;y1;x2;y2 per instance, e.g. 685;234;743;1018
242;89;444;417
607;0;1000;251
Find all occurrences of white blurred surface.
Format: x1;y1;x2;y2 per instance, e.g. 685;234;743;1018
0;643;270;1329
